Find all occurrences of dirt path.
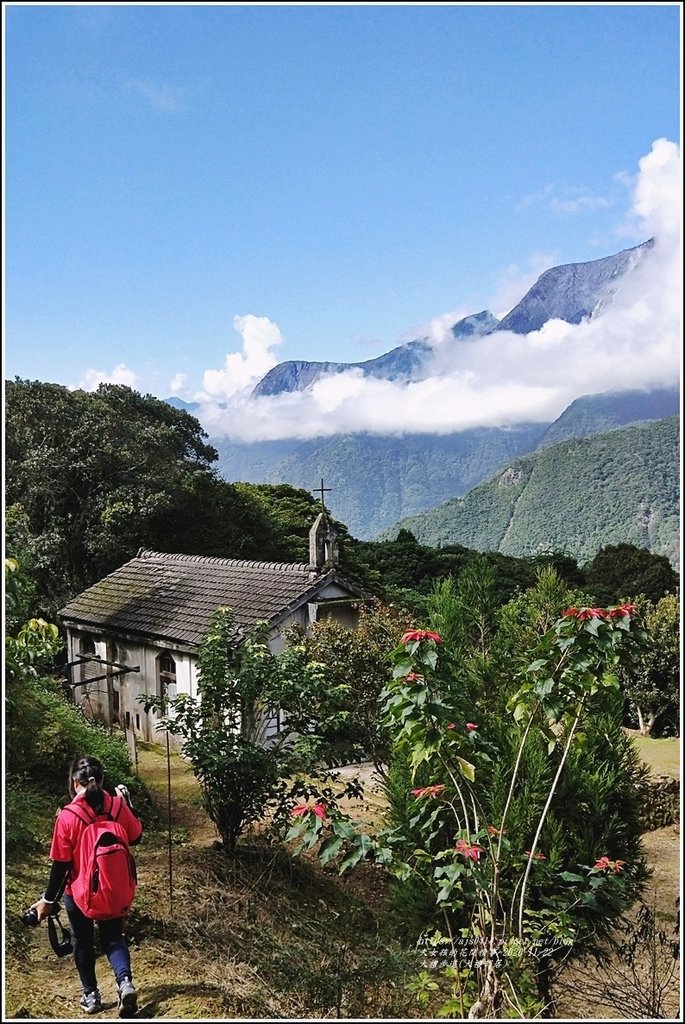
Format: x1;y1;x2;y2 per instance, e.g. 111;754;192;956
5;745;227;1021
5;746;679;1020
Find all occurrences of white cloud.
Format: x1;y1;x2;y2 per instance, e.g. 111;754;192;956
197;315;285;401
516;180;616;216
193;140;681;443
77;363;138;392
629;138;681;243
169;373;189;396
125;79;184;113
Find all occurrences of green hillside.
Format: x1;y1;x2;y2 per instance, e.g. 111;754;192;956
382;417;680;566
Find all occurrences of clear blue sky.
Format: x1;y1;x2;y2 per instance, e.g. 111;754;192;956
4;2;681;402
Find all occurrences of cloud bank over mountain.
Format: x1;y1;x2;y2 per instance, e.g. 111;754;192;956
192;139;680;442
80;140;680;440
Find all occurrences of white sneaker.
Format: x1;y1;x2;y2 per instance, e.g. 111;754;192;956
117;977;138;1018
80;989;102;1014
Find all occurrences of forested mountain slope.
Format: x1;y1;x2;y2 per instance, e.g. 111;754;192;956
381;417;680;566
214;388;678;541
214;423;547;540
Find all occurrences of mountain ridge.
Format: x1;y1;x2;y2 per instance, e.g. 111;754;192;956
162;238;676;541
249;239;653;398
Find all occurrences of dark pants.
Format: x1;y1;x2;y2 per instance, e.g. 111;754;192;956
63;893;132;994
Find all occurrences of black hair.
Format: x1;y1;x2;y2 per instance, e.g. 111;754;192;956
69;755;106;815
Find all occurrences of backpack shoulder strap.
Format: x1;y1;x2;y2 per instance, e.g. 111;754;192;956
63;795;118;826
62;802;96;827
109;794;125;823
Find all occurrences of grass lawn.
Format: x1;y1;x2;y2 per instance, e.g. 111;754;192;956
628;732;680;779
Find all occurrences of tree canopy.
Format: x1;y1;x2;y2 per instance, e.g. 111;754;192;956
6;381;299;613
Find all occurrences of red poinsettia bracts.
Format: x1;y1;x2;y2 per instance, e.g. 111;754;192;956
607;604;636;618
411;784;446;799
455;838;484;862
592;855;626;873
563;604;636;621
290;802;328;820
400;629;443;645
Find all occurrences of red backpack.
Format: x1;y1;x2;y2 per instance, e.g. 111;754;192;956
65;796;137;920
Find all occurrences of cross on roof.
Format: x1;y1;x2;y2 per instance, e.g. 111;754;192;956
313;477;332;511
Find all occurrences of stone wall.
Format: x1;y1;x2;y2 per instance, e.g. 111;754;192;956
638;773;680;831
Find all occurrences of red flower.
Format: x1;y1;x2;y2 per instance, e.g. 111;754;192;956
411;784;446;798
563;606;610;620
525;850;546;861
593;855;626;873
578;608;610;620
565;604;637;622
466;722;478;731
405;672;424;683
400;629;443;645
447;722;457;730
607;604;636;618
290;802;327;819
455;838;484;862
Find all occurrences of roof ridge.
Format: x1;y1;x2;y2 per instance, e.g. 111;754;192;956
136;549;310;572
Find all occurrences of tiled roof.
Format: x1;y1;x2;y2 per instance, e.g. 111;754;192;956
58;549;363;648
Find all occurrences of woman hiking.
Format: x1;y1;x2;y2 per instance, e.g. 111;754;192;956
29;755;143;1017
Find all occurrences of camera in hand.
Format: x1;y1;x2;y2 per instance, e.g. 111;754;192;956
21;907;39;927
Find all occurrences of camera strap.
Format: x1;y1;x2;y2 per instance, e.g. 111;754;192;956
47;909;73;958
46;871;73;958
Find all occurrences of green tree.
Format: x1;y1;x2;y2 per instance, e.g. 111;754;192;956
144;609;365;853
4;558;145;849
583;543;678;606
5;380;280;614
354;531;470;595
288;578;650;1016
623;594;680;736
297;601;413;770
234;481;368;580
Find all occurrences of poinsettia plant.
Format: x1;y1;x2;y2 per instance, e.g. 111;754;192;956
285;603;648;1017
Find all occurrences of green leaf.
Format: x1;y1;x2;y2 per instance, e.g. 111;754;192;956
318;835;343;865
332;819;357;841
284;824;304;843
338;848;364;874
456;757;475;782
513;702;528;723
437;999;464;1017
391;862;412;881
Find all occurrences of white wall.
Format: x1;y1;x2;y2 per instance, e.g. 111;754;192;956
67;628;198;746
65;585;361;750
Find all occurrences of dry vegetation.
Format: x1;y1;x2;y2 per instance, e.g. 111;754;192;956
4;737;679;1020
4;745;421;1020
